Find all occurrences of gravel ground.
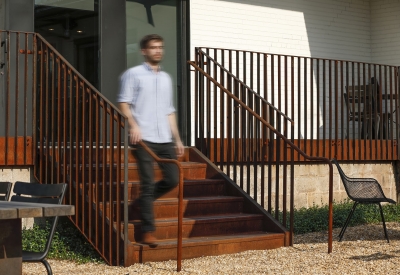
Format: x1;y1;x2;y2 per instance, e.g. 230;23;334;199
23;222;400;275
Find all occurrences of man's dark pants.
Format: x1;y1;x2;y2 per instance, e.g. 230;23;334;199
132;141;178;233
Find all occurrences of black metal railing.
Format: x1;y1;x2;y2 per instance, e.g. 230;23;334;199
189;47;334;252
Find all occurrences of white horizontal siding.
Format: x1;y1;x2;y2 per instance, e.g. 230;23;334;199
371;0;400;65
190;0;372;62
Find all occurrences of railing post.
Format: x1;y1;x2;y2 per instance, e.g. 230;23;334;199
124;120;129;266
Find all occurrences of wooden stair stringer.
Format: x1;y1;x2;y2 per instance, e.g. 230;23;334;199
188;147;290;244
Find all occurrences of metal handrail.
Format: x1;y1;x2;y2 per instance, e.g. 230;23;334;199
197;47;294;123
189;60;334;253
32;32;129;266
138;141;184;271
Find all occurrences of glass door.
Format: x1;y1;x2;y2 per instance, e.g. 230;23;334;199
126;0;178;105
34;0;99;88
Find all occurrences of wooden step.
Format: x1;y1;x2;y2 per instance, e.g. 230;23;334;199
100;196;244;220
126;232;285;264
127;214;264;242
70;161;207;181
90;179;226;201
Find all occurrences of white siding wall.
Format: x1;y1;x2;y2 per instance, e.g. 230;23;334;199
190;0;373;141
190;0;372;62
371;0;400;65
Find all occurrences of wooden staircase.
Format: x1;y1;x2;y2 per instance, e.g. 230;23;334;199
74;146;289;265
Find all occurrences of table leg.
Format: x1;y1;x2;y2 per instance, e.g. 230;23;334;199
0;219;22;275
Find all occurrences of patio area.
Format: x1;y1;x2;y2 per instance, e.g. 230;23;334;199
22;222;400;274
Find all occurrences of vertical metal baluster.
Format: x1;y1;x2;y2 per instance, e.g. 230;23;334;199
317;59;320;157
81;82;86;231
194;49;199;151
5;32;10;166
62;64;68;184
213;49;218;164
39;40;45;181
310;58;314;156
102;100;107;255
14;33;20;164
88;88;93;241
362;63;367;160
240;83;245;190
389;67;394;158
346;62;350;160
108;108;114;264
68;69;73;210
23;33;29;165
94;87;100;247
356;62;361;160
254;52;260;202
297;57;301;160
206;52;211;158
44;45;50;182
328;60;338;159
56;57;61;183
220;50;225;170
227;50;232;177
340;61;344;159
50;51;56;182
378;65;383;159
334;60;338;159
234;51;240;182
395;66;399;159
261;53;267;208
115;113;122;266
33;34;38;176
323;60;326;158
304;57;308;156
74;75;80;225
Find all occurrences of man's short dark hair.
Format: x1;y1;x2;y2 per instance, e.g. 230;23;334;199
140;34;164;49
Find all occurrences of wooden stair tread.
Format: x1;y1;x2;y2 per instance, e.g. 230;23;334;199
74;161;206;169
131;231;283;249
156;196;242;203
89;178;225;186
101;196;243;206
129;213;263;225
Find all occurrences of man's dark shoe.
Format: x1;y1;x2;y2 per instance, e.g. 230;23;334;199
142;232;158;245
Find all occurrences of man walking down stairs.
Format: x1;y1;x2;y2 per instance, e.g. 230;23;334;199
117;34;184;245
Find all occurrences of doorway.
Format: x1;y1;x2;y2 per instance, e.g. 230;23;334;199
126;0;178;105
34;0;99;88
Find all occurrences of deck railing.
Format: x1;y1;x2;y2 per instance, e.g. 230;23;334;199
198;47;400;161
0;31;35;165
189;48;334;252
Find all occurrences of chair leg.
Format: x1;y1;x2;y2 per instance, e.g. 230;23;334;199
41;258;53;275
378;203;389;243
339;202;358;242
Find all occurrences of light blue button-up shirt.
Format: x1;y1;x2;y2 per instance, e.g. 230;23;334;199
117;63;175;143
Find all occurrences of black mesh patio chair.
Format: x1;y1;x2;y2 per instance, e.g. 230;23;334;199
0;181;12;201
332;159;396;242
11;181;68;275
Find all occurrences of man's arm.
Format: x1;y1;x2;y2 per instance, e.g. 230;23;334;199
119;102;141;144
168;113;184;157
